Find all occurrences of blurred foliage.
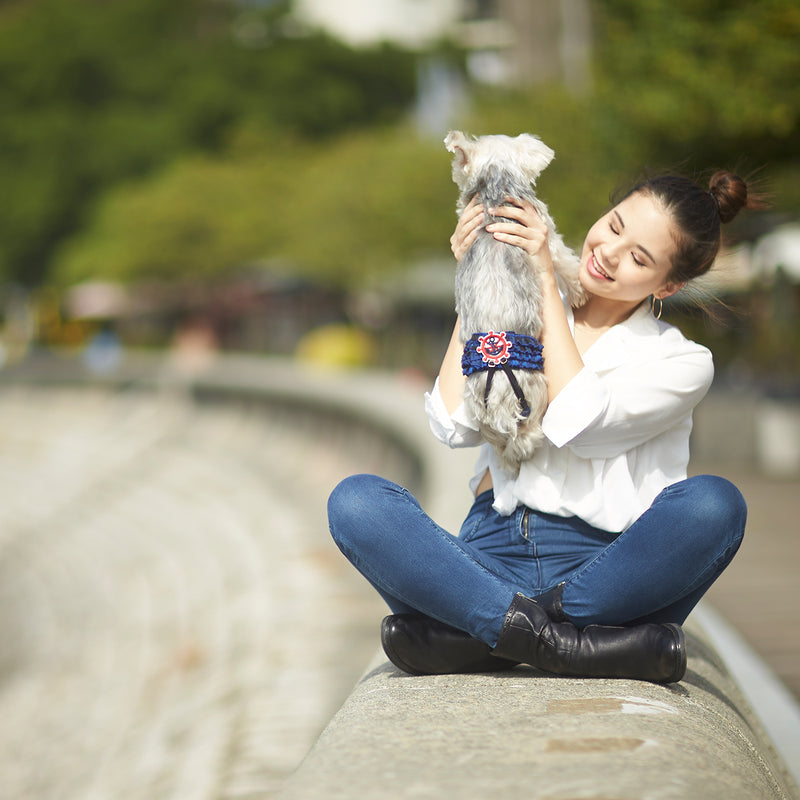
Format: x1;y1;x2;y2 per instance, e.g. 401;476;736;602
2;0;799;332
467;0;800;232
593;0;800;168
54;125;456;286
0;0;416;286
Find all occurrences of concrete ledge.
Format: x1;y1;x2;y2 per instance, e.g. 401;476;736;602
278;616;799;800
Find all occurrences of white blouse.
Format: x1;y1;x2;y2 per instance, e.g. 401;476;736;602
424;303;714;531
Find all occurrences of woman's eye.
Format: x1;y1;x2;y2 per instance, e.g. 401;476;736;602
632;253;645;267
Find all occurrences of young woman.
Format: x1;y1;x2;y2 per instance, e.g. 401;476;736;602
327;170;754;683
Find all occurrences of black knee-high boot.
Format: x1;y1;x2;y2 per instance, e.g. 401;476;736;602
490;592;687;683
381;614;519;675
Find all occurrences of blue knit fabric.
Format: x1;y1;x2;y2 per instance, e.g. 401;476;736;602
462;330;543;376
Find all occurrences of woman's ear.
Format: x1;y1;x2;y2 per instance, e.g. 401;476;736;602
656;281;686;300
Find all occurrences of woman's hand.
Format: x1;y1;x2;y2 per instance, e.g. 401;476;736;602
486;198;553;272
450;196;485;262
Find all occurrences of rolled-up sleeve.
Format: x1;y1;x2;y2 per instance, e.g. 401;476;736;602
541;367;607;448
424;377;483;448
542;340;713;459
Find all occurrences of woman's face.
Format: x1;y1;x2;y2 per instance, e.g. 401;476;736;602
579;191;683;306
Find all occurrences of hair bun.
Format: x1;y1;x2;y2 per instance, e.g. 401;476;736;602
709;171;748;224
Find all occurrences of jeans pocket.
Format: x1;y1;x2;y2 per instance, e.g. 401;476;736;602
459;504;491;543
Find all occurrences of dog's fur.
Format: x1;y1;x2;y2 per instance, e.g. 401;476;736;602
445;130;585;474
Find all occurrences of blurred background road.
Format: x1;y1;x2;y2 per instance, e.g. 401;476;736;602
699;462;800;701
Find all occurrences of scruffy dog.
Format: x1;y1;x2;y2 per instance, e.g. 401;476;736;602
445;130;585;475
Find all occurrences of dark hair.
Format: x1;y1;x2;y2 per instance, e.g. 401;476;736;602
626;171;758;284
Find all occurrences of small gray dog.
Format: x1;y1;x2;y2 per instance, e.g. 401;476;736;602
445;130;585;475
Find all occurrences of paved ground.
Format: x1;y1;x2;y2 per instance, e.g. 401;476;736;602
697;460;800;702
0;378;796;799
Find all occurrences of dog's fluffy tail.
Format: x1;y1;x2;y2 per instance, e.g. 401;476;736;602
464;369;549;476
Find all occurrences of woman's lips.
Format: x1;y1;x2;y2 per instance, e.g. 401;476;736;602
588;252;613;281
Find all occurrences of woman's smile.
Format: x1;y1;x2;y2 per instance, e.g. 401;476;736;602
587;252;613;281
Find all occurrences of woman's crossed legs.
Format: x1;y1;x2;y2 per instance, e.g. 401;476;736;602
327;473;746;647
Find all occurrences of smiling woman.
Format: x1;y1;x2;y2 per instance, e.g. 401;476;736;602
570;172;759;347
328;163;762;684
583;197;678;293
577;192;682;333
481;171;759;402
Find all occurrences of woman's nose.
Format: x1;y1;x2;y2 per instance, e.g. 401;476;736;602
598;242;621;267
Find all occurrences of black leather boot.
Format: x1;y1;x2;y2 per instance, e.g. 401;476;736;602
381;614;519;676
490;593;687;683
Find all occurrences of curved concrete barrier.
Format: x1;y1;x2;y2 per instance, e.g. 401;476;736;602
3;351;799;799
276;619;797;800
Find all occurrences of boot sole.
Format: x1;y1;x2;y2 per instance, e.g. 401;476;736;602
664;622;688;683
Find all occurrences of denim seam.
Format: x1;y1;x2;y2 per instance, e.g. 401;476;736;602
644;537;744;615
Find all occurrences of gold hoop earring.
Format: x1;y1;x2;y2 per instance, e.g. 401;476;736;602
652;296;663;320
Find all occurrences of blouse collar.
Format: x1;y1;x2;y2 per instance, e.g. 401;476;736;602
571;301;664;371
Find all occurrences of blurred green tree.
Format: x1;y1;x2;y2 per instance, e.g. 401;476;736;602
54;126;456;287
0;0;416;287
460;0;800;248
592;0;800;173
8;0;800;296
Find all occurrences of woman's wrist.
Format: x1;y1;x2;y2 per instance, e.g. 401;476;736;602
543;263;560;283
534;255;560;289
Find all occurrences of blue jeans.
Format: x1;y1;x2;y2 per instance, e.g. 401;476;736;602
327;473;746;647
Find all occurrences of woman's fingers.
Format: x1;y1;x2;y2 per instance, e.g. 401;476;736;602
461;198;485;226
489;197;539;224
451;197;486;260
486;208;548;257
452;227;481;260
452;196;548;260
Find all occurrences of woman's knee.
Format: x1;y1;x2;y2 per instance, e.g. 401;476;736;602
327;473;401;549
328;474;376;530
684;474;747;547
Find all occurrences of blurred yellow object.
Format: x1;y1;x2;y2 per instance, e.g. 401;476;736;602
294;324;377;368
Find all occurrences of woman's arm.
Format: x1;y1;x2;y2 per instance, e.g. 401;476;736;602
485;200;584;402
435;197;486;415
543;340;714;457
437;316;468;415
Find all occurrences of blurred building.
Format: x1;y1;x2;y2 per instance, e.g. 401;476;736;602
291;0;592;90
291;0;462;49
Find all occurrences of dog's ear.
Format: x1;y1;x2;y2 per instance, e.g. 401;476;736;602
517;134;555;178
444;130;473;175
